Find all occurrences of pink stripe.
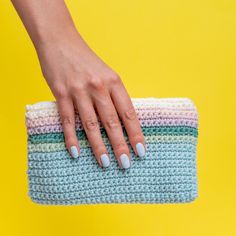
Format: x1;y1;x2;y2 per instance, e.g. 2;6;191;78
27;118;198;135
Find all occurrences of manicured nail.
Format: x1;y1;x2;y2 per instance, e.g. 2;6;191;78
136;142;146;157
100;154;110;168
120;154;131;169
70;146;79;158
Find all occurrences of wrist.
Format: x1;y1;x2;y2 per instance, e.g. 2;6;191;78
33;24;79;50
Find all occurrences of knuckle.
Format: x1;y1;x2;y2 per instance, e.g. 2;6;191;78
88;77;105;91
109;72;121;85
54;86;69;99
124;107;137;120
113;140;127;151
105;114;120;130
70;83;85;95
61;116;73;126
84;117;99;131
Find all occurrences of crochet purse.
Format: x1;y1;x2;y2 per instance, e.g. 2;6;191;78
25;98;199;205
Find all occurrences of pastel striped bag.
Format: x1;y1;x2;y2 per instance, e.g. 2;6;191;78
25;97;199;205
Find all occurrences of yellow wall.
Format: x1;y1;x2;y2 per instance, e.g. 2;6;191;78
0;0;235;235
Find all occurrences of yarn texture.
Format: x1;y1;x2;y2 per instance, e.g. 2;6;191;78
25;98;199;205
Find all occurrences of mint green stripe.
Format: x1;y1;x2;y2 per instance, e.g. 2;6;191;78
28;126;198;144
28;135;197;153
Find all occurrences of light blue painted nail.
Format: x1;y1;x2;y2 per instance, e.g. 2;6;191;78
120;154;131;169
136;142;146;157
70;146;79;158
100;154;110;168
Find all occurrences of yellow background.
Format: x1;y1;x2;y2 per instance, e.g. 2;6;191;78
0;0;235;235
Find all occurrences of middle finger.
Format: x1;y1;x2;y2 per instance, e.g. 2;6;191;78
92;91;131;169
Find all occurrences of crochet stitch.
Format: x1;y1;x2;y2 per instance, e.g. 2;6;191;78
25;98;199;205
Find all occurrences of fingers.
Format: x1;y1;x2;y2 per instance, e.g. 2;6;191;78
73;92;110;168
56;73;145;170
92;89;131;169
110;81;146;158
57;98;80;159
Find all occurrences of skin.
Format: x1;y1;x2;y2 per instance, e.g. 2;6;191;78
11;0;146;168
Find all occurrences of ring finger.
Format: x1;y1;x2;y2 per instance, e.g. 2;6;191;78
73;92;110;168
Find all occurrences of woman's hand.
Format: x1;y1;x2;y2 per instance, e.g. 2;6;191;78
36;32;146;168
11;0;146;169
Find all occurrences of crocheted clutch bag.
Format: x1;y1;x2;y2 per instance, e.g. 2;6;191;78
25;98;199;205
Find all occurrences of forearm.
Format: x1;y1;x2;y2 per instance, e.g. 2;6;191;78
11;0;79;49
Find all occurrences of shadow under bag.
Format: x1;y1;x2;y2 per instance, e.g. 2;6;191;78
25;97;199;205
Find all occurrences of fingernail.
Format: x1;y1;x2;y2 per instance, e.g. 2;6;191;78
136;142;146;157
100;154;110;168
120;154;131;169
70;146;79;158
